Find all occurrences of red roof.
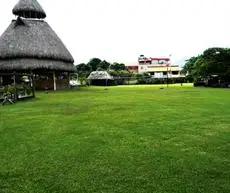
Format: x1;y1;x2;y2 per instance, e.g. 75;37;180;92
139;57;170;61
150;58;170;61
127;65;138;67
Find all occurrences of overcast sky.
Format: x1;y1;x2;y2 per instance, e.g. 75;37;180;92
0;0;230;66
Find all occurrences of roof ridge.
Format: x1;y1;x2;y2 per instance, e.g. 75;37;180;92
12;0;46;19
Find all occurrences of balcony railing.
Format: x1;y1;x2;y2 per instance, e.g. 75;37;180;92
151;74;183;79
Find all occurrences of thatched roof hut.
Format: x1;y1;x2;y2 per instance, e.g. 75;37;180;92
0;0;74;72
88;71;113;86
0;0;75;90
88;71;113;80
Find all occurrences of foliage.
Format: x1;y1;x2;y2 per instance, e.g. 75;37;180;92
183;47;230;82
75;63;91;77
181;56;199;79
136;77;187;85
109;70;133;85
87;58;102;71
0;85;19;97
0;84;33;99
98;60;110;70
110;62;127;71
136;73;151;84
76;58;133;85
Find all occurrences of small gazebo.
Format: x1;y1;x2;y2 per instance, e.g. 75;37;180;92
0;0;75;91
88;71;113;86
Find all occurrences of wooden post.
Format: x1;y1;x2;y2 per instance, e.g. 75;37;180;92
13;72;16;85
53;71;57;91
13;72;17;101
31;73;35;98
106;79;108;87
68;73;71;89
166;66;169;88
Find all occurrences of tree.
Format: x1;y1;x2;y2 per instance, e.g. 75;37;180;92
98;60;111;70
202;48;230;79
182;56;199;76
76;63;91;76
110;63;127;71
183;47;230;83
75;63;92;85
87;58;102;71
76;58;131;85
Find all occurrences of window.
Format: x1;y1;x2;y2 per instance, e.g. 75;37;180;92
139;61;145;64
163;72;167;75
159;60;166;64
159;60;164;64
146;61;151;64
172;71;179;75
151;60;158;64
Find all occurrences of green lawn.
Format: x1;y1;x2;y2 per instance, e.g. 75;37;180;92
1;85;230;193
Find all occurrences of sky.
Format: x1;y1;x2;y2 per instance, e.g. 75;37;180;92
0;0;230;66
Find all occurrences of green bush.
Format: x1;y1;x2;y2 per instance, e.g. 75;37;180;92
136;77;187;85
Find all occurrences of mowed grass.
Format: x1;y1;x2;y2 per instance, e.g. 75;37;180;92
1;84;230;193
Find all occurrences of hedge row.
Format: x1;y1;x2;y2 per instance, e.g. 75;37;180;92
109;77;192;86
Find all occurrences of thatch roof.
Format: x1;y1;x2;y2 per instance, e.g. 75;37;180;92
0;18;75;71
0;59;74;72
88;71;113;80
13;0;46;19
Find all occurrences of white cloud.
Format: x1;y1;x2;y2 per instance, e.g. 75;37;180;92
0;0;230;65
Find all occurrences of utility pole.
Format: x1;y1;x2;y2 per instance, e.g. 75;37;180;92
167;65;169;88
167;54;172;88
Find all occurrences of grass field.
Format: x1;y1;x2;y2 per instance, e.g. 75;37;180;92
1;84;230;193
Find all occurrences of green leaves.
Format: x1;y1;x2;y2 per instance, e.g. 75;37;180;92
88;58;102;71
183;47;230;81
110;63;127;71
76;58;131;84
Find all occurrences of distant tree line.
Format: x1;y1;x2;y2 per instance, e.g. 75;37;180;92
75;58;134;85
183;47;230;87
76;58;188;86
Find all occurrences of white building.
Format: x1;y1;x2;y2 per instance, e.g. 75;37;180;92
138;55;183;78
126;55;184;79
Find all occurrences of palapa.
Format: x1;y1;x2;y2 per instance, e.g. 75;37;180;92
0;0;74;72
